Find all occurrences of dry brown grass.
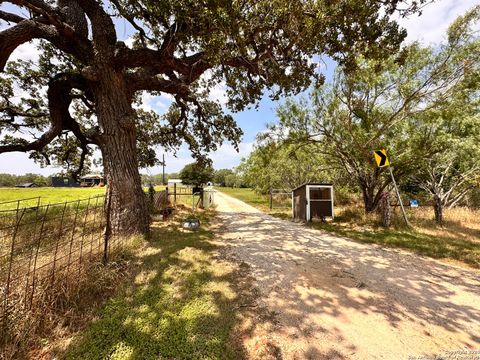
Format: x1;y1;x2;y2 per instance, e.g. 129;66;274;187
332;204;480;243
0;241;141;360
311;204;480;268
412;206;480;243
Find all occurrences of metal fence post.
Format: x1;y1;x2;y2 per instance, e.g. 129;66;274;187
2;209;26;335
269;188;273;210
89;195;101;261
66;200;81;277
78;197;92;272
29;204;50;308
51;202;68;284
23;201;42;308
103;181;113;264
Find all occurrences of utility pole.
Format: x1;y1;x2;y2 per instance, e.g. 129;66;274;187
162;153;166;185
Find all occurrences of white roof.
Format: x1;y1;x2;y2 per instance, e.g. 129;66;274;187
80;174;103;179
168;179;183;183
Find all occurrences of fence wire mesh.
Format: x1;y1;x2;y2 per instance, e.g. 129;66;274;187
0;195;108;340
269;189;292;209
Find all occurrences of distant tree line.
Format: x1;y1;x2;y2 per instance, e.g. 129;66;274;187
140;163;246;188
0;173;50;187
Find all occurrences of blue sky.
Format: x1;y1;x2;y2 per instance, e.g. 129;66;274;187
0;0;477;175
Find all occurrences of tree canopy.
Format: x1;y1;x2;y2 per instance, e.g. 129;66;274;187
267;6;480;212
0;0;430;234
0;0;427;173
238;142;332;193
179;162;214;186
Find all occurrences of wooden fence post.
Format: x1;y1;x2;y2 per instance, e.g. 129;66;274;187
269;188;273;210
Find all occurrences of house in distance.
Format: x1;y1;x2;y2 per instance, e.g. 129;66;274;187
80;174;105;187
51;177;79;187
51;174;105;187
15;182;38;188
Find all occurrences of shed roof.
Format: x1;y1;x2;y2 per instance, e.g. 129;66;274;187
15;183;37;188
80;174;104;179
292;183;333;192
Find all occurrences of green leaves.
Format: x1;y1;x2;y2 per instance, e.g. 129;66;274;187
0;0;430;178
262;7;480;211
119;0;413;110
239;142;331;193
179;162;215;186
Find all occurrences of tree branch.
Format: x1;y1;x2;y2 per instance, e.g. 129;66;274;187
0;10;26;23
0;18;91;71
0;72;93;153
77;0;116;52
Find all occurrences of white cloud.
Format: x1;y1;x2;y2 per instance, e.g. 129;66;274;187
137;92;173;113
208;81;228;105
210;142;254;169
0;152;55;176
9;41;41;63
396;0;478;44
124;36;135;48
199;70;228;105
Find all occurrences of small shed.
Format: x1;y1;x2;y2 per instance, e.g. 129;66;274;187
292;183;334;222
51;177;79;187
80;174;105;187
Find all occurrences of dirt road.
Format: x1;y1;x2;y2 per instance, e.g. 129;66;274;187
214;192;480;360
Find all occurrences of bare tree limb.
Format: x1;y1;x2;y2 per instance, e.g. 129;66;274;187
0;72;94;153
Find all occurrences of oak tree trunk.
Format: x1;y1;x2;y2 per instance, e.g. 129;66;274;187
95;67;149;236
381;192;392;228
433;195;443;225
361;184;378;213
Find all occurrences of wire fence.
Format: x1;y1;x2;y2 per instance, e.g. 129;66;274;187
149;187;216;212
1;186;216;345
0;195;111;341
269;189;292;209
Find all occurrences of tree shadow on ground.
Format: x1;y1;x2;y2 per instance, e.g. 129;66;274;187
310;221;480;268
63;211;261;359
214;209;480;358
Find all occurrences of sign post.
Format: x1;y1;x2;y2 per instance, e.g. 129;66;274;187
374;150;409;226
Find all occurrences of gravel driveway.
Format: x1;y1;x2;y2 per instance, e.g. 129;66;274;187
214;191;480;360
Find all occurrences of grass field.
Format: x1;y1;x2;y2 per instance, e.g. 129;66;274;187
0;187;106;209
0;186;171;210
312;206;480;268
218;187;480;268
217;187;272;211
63;208;245;359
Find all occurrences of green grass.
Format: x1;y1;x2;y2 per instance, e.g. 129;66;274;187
217;187;270;211
310;222;480;268
0;187;106;209
217;187;291;217
64;210;244;360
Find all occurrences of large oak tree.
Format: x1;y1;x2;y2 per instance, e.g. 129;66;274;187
0;0;424;235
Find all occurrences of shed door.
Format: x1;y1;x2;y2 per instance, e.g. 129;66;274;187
307;186;333;220
294;193;306;220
